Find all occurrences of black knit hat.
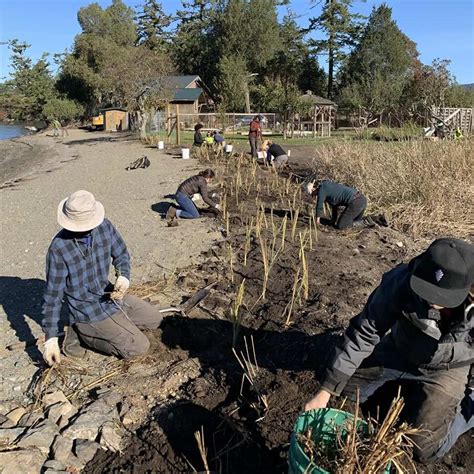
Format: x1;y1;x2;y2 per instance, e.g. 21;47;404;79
410;238;474;308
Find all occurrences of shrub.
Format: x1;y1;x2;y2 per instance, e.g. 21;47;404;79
42;97;84;122
371;123;421;141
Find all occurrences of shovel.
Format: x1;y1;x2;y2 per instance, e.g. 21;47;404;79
156;281;217;316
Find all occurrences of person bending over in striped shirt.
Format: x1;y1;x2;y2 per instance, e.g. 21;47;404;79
42;190;163;366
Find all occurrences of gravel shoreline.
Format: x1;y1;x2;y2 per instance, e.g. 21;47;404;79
0;129;221;408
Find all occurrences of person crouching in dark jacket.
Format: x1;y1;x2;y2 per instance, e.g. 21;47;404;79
305;180;372;229
262;140;288;168
166;169;220;225
304;238;474;464
193;123;204;147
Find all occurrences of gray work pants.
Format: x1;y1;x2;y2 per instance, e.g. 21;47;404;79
75;295;162;359
273;154;288;168
343;340;471;463
249;135;259;159
336;194;367;229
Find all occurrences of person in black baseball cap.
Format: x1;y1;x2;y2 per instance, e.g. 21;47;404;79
303;238;474;464
410;238;474;308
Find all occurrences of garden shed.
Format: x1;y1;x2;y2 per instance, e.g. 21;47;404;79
103;108;129;131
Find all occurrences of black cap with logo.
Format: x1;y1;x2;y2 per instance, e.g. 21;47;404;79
410;238;474;308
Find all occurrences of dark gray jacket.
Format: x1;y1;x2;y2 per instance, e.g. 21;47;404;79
322;264;474;395
177;175;217;208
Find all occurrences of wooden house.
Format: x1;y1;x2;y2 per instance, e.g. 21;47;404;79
165;75;212;115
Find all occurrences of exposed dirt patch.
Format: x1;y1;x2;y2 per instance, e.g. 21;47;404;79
84;154;472;473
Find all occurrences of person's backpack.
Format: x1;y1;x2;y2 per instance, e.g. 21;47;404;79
126;156;150;170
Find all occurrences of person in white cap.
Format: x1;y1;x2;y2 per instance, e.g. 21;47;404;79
42;190;162;365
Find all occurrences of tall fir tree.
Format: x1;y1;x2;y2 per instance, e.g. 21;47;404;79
136;0;171;51
338;4;418;118
309;0;364;99
171;0;218;87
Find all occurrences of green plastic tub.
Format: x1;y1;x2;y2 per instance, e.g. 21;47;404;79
288;408;390;474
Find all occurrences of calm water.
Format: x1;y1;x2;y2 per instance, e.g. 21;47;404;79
0;123;28;140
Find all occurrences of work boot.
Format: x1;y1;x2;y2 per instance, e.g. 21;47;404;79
62;325;87;359
362;216;376;228
167;219;179;227
166;205;177;221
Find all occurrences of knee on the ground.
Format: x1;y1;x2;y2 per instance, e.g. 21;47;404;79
121;333;150;359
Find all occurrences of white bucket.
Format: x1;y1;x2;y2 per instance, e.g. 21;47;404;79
181;148;190;159
158;141;164;150
225;144;233;153
257;151;265;159
287;149;291;157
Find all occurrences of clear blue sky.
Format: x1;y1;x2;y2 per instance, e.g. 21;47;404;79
0;0;473;83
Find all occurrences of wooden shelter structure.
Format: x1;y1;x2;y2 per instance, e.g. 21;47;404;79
291;92;336;138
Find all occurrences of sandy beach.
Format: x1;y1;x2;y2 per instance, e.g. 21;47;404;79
0;129;221;407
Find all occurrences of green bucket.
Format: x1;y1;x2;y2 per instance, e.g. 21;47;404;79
288;408;390;474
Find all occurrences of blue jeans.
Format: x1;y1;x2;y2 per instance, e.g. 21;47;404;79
175;192;199;219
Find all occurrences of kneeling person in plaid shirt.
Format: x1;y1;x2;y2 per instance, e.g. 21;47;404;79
42;190;163;365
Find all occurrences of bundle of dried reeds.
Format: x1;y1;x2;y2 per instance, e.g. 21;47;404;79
300;392;421;474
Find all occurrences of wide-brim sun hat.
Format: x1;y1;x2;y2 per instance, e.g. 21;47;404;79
57;190;105;232
410;238;474;308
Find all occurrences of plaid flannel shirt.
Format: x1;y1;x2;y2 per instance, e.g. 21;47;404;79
42;218;130;339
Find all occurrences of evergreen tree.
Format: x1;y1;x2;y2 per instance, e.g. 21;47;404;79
309;0;364;99
2;40;55;120
171;0;218;87
338;4;418;119
136;0;171;51
298;53;327;96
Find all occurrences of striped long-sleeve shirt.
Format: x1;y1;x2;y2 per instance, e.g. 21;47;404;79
42;218;130;339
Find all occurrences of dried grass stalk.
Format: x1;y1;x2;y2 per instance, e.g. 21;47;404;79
194;426;210;473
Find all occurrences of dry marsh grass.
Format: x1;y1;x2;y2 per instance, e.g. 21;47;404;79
311;140;474;238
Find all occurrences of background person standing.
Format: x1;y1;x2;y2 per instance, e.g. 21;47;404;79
248;115;262;159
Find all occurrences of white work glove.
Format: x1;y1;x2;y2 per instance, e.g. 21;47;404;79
192;193;201;202
44;337;61;366
304;182;315;195
215;204;222;211
110;276;130;301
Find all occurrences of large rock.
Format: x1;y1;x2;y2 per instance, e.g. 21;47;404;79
0;448;46;473
61;398;118;442
74;438;101;464
43;391;68;408
0;426;26;445
98;390;122;408
47;401;78;427
99;420;123;452
17;419;59;454
51;434;73;465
